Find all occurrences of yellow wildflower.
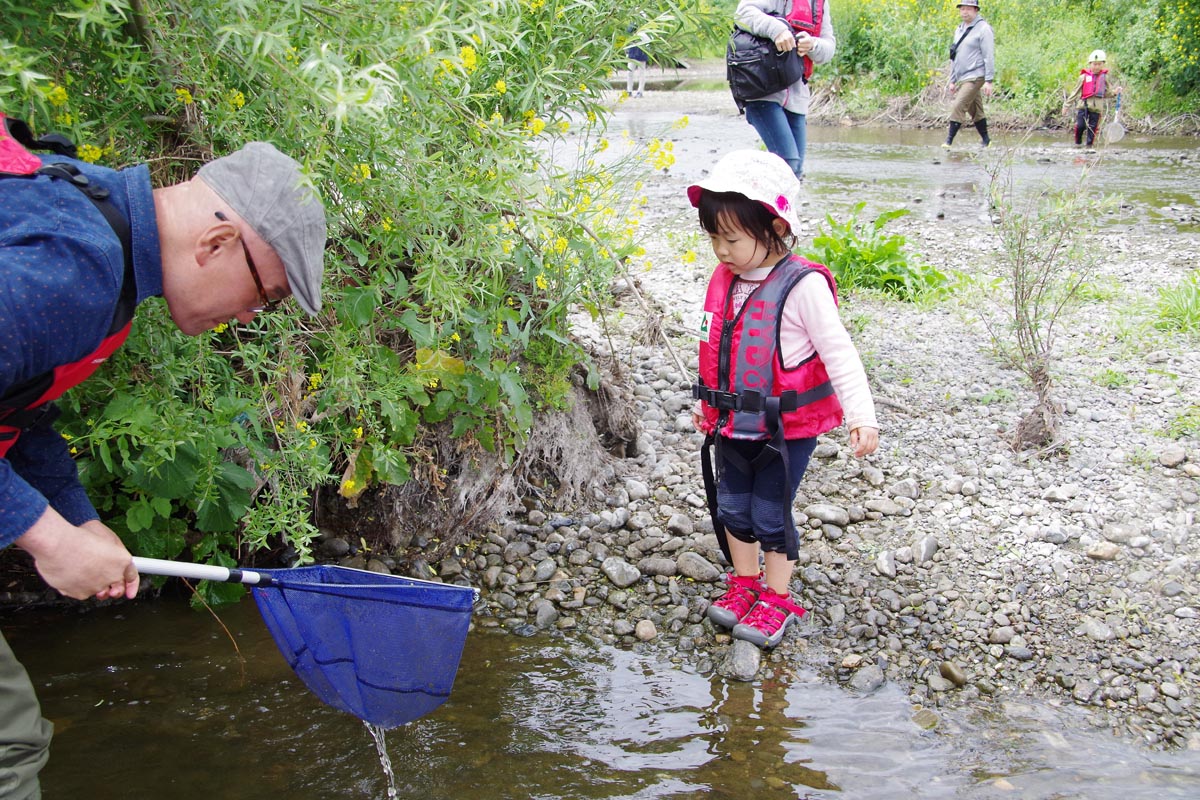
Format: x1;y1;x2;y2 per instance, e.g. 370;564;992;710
527;117;546;136
46;84;68;107
381;216;394;232
213;322;229;333
77;144;102;163
308;373;323;390
553;236;568;254
228;90;246;110
296;420;310;432
460;46;478;72
494;79;507;94
535;273;548;290
175;87;194;105
450;332;461;342
351;163;371;183
353;426;364;439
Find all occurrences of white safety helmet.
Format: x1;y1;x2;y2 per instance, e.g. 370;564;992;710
1089;49;1107;63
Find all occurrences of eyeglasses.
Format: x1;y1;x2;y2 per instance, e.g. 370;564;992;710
215;211;278;312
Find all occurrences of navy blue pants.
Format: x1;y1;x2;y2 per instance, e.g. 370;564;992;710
716;437;817;554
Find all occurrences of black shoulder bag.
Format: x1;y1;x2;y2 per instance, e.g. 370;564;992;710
726;17;806;109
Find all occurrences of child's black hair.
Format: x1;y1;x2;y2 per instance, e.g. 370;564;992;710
697;190;796;254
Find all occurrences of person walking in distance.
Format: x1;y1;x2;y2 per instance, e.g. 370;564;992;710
944;0;995;149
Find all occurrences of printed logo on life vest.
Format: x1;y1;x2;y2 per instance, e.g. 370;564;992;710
739;299;776;390
700;312;712;339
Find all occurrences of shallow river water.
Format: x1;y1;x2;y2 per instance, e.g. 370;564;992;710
6;597;1200;800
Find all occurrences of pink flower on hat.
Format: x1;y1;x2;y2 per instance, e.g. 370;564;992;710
776;194;790;212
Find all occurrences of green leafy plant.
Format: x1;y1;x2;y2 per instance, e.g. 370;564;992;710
3;0;725;601
1094;369;1133;389
805;202;949;301
1154;272;1200;334
1167;405;1200;439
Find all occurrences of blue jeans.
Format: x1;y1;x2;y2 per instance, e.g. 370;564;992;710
744;101;807;179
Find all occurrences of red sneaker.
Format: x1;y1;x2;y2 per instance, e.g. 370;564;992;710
732;590;807;648
706;573;763;629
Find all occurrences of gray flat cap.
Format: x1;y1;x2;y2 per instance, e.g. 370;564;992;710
197;142;326;315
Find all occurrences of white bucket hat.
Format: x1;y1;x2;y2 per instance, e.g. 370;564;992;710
686;150;801;235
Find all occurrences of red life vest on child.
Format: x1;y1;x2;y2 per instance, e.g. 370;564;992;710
0;113;136;458
695;255;844;441
1080;68;1108;100
784;0;825;81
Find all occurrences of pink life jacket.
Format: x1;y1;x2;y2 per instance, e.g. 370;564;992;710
785;0;825;81
0;113;135;457
1081;68;1108;100
695;254;844;441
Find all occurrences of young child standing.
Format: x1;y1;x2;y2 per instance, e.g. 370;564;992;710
688;150;879;649
1063;50;1120;149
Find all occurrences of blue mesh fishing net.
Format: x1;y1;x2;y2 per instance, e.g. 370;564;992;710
250;565;476;728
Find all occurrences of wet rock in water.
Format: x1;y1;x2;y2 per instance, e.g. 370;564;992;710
847;664;886;694
719;640;761;681
635;619;657;641
912;708;940;730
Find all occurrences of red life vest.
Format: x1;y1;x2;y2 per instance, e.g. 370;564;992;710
1081;68;1108;100
696;255;844;441
0;113;136;458
785;0;825;81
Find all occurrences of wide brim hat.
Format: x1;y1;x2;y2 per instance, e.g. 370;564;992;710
686;150;802;236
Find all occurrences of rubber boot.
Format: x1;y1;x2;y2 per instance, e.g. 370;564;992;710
943;121;962;149
975;118;991;147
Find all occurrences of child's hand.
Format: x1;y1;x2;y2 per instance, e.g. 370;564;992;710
691;401;707;433
849;426;879;458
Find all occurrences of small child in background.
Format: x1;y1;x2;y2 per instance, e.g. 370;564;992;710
625;24;649;98
688;150;879;649
1064;49;1120;149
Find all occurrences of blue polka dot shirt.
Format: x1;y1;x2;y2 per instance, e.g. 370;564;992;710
1;155;163;548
